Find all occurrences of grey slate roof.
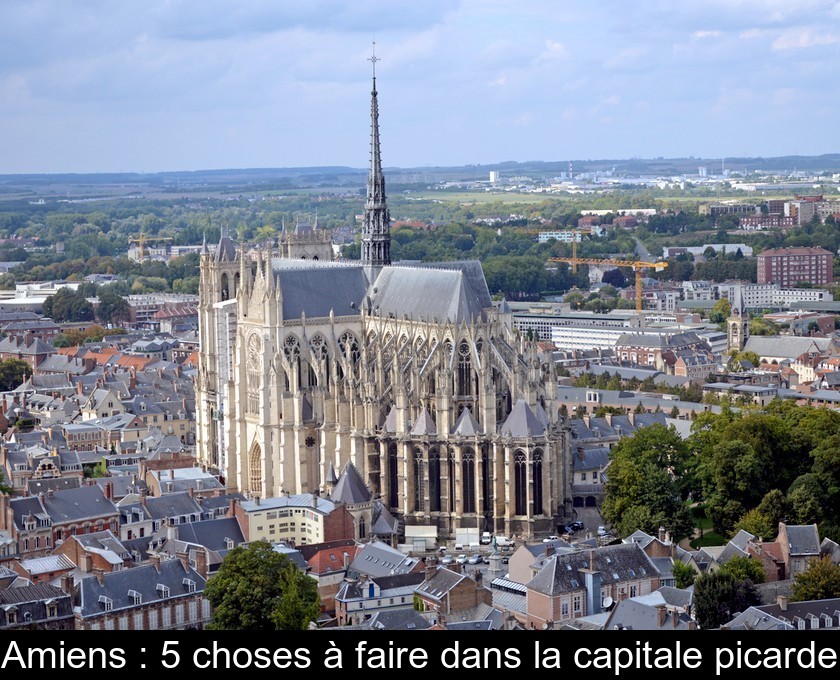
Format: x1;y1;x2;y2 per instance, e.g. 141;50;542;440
410;408;437;436
369;262;493;323
527;543;659;596
168;518;245;553
349;540;422;578
573;447;610;471
499;399;544;437
416;567;467;601
744;336;831;360
214;235;236;262
656;586;694;609
784;524;820;555
273;262;368;319
10;486;118;527
143;493;202;520
77;559;205;618
821;538;840;564
726;599;840;630
451;407;481;436
366;609;433;631
332;462;371;505
730;529;756;551
606;597;694;630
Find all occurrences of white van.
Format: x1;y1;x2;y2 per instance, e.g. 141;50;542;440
468;541;481;552
454;543;465;552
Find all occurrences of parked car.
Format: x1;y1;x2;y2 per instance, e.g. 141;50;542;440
543;535;560;543
483;554;492;564
597;525;608;536
468;554;483;565
441;554;455;565
502;556;510;564
571;521;585;531
456;554;468;565
438;546;448;554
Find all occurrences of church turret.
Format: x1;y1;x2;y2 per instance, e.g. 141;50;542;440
361;42;391;277
727;285;749;353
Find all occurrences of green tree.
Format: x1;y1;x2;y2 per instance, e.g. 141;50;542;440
205;540;319;631
43;287;94;322
720;555;765;584
0;358;33;391
601;423;693;539
671;561;697;589
734;508;774;541
96;288;131;325
693;571;759;629
709;297;731;324
791;556;840;602
749;317;780;336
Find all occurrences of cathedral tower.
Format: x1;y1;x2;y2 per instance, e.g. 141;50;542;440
360;44;391;276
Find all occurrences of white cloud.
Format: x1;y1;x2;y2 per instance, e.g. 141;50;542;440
535;40;569;63
772;29;840;49
692;30;722;39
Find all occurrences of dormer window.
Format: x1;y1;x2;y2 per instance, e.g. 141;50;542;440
128;590;142;605
99;596;113;611
224;538;234;550
182;578;196;593
156;584;170;598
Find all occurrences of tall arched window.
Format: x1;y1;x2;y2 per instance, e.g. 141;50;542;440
358;516;366;539
429;448;441;512
249;442;262;497
387;444;398;509
457;341;472;397
514;450;527;516
448;455;456;512
462;448;476;513
481;447;491;514
221;273;229;301
413;448;424;513
532;449;544;515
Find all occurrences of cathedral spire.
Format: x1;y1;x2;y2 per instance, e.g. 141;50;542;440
361;41;391;272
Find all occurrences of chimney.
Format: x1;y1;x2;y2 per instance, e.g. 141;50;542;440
343;551;350;571
195;549;208;579
658;526;666;542
544;544;555;558
187;485;194;499
104;482;113;500
176;550;190;571
227;499;237;518
473;569;482;585
673;611;681;629
166;523;178;543
93;568;106;586
60;573;74;597
425;559;437;580
47;488;54;499
777;595;788;612
657;604;667;628
150;554;161;572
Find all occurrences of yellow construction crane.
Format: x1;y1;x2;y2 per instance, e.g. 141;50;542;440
129;234;173;262
549;257;668;312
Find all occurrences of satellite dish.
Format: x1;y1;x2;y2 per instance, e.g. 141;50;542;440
603;596;614;610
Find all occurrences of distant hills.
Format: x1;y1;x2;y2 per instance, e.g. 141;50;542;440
1;154;838;197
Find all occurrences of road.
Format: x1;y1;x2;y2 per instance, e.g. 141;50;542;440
633;236;655;262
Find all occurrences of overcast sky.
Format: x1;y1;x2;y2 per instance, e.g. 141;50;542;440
1;0;839;174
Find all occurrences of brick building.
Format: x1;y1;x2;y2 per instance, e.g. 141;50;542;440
757;247;833;287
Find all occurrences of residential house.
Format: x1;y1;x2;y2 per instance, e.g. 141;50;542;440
12;554;75;584
300;539;360;615
604;591;697;630
232;494;355;547
55;530;132;573
724;596;840;630
0;334;55;370
525;542;660;630
414;566;494;619
0;577;74;630
74;555;209;630
148;517;245;577
336;571;425;626
778;522;821;578
508;540;575;586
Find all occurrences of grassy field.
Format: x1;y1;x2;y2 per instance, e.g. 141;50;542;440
688;504;727;549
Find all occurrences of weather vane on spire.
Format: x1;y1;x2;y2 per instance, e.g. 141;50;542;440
368;40;378;78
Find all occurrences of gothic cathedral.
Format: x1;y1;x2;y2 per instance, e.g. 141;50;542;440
196;59;573;540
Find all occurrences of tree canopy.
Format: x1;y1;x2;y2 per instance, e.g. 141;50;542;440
693;571;760;629
204;540;320;631
601;423;693;539
0;358;32;392
791;556;840;602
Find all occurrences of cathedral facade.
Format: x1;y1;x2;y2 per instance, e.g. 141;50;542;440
195;65;573;540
